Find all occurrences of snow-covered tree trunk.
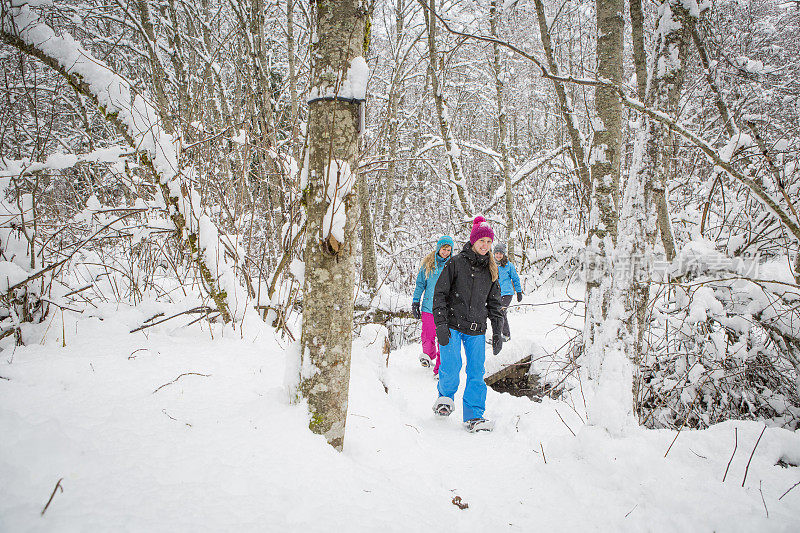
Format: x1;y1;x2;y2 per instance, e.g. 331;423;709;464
287;0;300;162
490;0;514;256
380;0;404;240
532;0;591;204
164;0;190;134
424;0;473;218
649;0;691;262
628;0;691;352
629;0;648;102
298;0;370;451
136;0;176;136
358;170;378;293
624;0;657;362
584;0;633;433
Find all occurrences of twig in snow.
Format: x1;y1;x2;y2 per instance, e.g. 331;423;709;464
664;424;686;458
625;504;638;518
779;480;800;500
665;385;707;458
62;284;93;298
152;372;211;394
142;312;165;323
742;425;767;487
759;481;769;518
162;409;192;427
131;307;211;333
540;442;547;464
689;449;707;460
0;375;10;381
128;348;153;360
40;478;63;516
554;408;576;436
723;428;738;482
405;424;420;433
451;496;469;510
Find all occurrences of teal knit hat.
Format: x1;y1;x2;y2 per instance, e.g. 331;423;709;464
437;235;454;252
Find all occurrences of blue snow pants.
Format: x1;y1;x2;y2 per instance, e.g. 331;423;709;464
437;328;486;421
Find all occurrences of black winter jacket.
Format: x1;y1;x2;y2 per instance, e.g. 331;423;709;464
433;242;504;336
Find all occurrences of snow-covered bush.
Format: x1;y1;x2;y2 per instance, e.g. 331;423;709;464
639;240;800;429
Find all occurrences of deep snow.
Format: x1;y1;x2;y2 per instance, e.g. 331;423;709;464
1;285;799;532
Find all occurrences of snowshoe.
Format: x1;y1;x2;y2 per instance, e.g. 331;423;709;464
419;354;432;368
463;418;495;433
432;396;454;417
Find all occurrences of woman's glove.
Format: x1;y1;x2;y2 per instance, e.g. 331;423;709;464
516;292;523;302
492;333;503;355
436;325;450;346
411;301;421;319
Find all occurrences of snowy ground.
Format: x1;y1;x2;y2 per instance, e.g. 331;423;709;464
1;285;799;531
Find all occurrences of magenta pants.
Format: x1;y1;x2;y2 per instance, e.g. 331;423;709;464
421;312;441;374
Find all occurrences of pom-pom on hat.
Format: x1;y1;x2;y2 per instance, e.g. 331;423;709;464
469;216;495;245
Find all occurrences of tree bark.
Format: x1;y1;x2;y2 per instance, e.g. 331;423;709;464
135;0;176;135
532;0;591;206
583;0;630;432
359;170;378;292
629;0;648;102
380;0;404;239
424;0;473;217
287;0;300;163
299;0;370;451
490;0;514;256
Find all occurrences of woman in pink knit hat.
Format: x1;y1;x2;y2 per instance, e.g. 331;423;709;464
430;216;504;432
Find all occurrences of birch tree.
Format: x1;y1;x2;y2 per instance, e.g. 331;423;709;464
298;0;370;451
532;0;591;205
424;0;473;217
489;0;514;256
583;0;632;432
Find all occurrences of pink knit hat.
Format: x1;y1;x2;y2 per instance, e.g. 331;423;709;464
469;215;495;245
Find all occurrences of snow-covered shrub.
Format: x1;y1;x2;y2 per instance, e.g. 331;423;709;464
639;241;800;429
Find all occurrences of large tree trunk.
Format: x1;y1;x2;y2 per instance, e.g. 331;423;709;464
584;0;630;433
627;0;691;359
299;0;370;451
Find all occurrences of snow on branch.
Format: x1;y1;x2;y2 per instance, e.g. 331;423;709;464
0;2;252;323
416;136;504;168
482;144;568;213
0;147;129;178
